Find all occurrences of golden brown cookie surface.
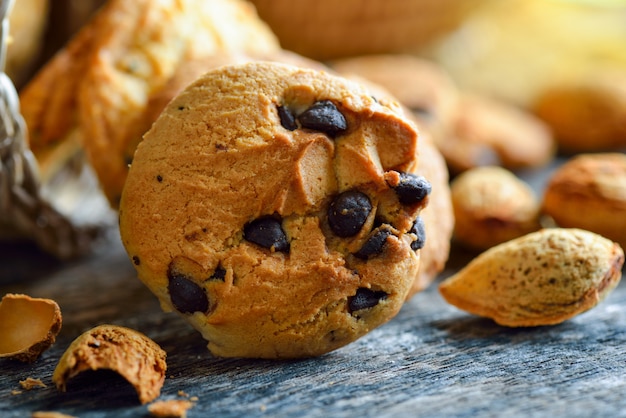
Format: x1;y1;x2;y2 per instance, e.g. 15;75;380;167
120;62;429;358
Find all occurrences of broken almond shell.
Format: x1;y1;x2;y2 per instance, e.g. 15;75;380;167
439;228;624;327
0;293;62;362
52;324;167;404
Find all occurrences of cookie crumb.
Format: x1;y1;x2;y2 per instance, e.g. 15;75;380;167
53;325;167;404
11;389;22;395
19;377;47;390
148;400;194;418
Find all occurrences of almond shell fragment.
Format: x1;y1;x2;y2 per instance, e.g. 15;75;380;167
0;293;62;362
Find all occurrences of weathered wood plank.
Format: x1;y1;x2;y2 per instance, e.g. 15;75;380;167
1;226;626;417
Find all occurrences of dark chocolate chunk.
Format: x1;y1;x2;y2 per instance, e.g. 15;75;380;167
354;227;392;259
297;100;347;138
210;266;226;282
410;217;426;251
328;190;372;237
277;105;298;131
167;269;209;314
348;288;388;313
391;172;432;205
244;216;289;252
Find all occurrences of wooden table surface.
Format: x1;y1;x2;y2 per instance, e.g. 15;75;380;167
2;218;626;418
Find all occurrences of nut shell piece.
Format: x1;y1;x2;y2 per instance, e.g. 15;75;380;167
542;153;626;249
52;325;167;404
0;294;62;362
439;228;624;327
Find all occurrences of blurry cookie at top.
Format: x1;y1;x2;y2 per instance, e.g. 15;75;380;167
533;71;626;154
19;0;280;207
249;0;481;60
444;94;555;174
119;62;430;358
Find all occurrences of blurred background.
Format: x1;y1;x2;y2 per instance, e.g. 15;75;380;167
9;0;626;106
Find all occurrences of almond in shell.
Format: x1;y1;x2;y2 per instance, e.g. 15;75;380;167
439;228;624;327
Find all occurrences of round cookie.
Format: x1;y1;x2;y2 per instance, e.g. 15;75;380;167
119;62;430;359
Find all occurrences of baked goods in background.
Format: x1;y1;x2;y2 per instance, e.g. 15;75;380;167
446;94;555;174
426;0;626;108
19;0;281;208
5;0;49;88
542;153;626;249
532;72;626;153
450;166;541;251
249;0;481;60
119;62;430;358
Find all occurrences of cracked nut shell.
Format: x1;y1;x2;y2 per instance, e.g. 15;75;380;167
0;293;62;363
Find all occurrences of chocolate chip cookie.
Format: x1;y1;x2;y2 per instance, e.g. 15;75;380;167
119;62;430;358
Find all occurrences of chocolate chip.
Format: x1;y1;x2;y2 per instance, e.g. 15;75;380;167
410;217;426;251
132;256;140;266
391;172;432;205
277;105;298;131
167;269;209;314
328;190;372;238
354;227;392;259
348;288;388;313
210;266;226;282
297;100;347;138
156;175;163;182
244;216;289;252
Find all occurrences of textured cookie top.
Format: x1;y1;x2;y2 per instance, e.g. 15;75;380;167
120;62;427;358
